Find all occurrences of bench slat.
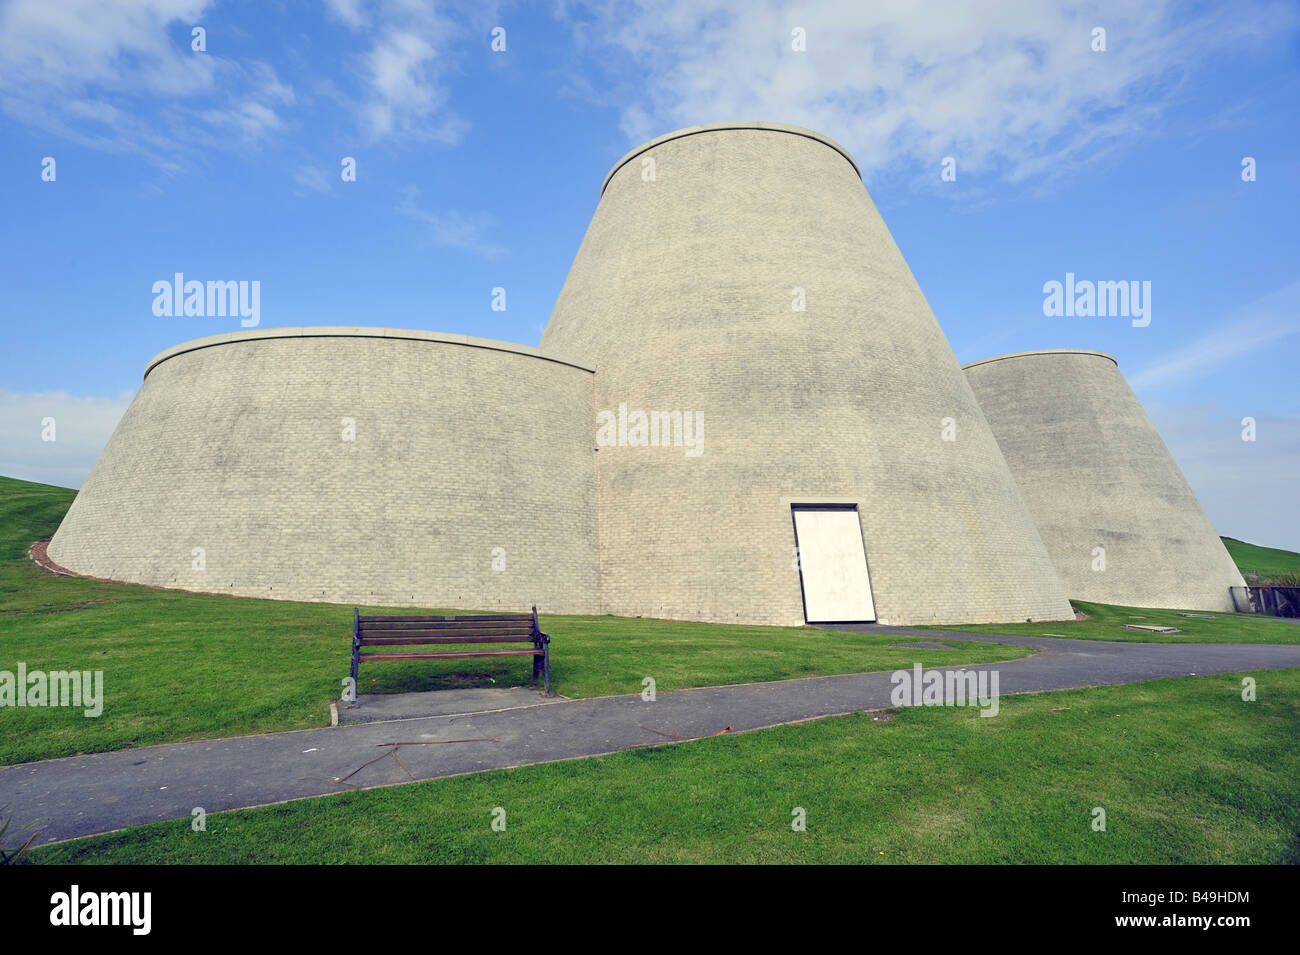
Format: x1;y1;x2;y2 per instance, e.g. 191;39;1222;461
361;627;531;635
359;649;544;661
358;614;533;624
359;635;536;645
356;628;533;634
361;617;532;624
360;623;533;629
360;625;532;634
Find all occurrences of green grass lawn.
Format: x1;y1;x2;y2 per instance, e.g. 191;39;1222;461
29;667;1300;864
1222;536;1300;583
0;475;1029;765
925;599;1300;644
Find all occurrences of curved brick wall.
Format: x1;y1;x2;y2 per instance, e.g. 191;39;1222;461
541;122;1073;626
964;349;1246;612
48;328;599;614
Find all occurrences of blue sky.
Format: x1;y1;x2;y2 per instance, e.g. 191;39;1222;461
1;0;1298;549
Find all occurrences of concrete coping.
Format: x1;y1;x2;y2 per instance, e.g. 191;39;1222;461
600;121;862;197
961;348;1119;372
142;327;595;380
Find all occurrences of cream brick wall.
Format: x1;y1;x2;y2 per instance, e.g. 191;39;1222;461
542;122;1074;626
964;350;1247;612
48;329;600;614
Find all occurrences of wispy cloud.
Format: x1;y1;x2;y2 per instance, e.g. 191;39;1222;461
560;0;1297;189
0;0;294;163
0;0;498;161
398;185;506;258
200;98;283;140
327;0;499;145
323;0;369;31
293;164;333;193
1129;279;1300;391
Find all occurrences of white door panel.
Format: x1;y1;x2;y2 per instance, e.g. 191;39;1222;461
793;507;876;622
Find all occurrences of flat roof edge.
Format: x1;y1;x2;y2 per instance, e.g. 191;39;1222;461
600;121;862;197
142;327;595;379
962;348;1119;372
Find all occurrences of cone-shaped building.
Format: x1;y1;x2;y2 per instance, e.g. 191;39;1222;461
541;122;1073;625
51;124;1149;627
963;349;1246;611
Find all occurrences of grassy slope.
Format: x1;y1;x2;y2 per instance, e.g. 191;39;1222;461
1222;537;1300;581
0;475;1028;764
926;599;1300;644
31;668;1300;865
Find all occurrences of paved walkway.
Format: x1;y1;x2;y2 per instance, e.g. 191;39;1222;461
5;628;1300;846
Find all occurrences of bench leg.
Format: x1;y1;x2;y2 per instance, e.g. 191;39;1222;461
350;606;360;697
542;642;551;697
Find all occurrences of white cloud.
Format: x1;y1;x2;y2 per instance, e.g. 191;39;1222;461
0;0;293;161
364;29;444;138
0;0;215;96
324;0;370;30
1129;279;1300;391
294;164;333;192
0;0;491;159
201;99;283;139
398;185;506;258
563;0;1296;187
326;0;497;145
0;389;133;491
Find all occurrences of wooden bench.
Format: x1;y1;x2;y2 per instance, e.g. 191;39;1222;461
351;607;552;696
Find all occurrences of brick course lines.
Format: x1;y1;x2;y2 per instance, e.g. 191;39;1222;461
48;331;600;614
